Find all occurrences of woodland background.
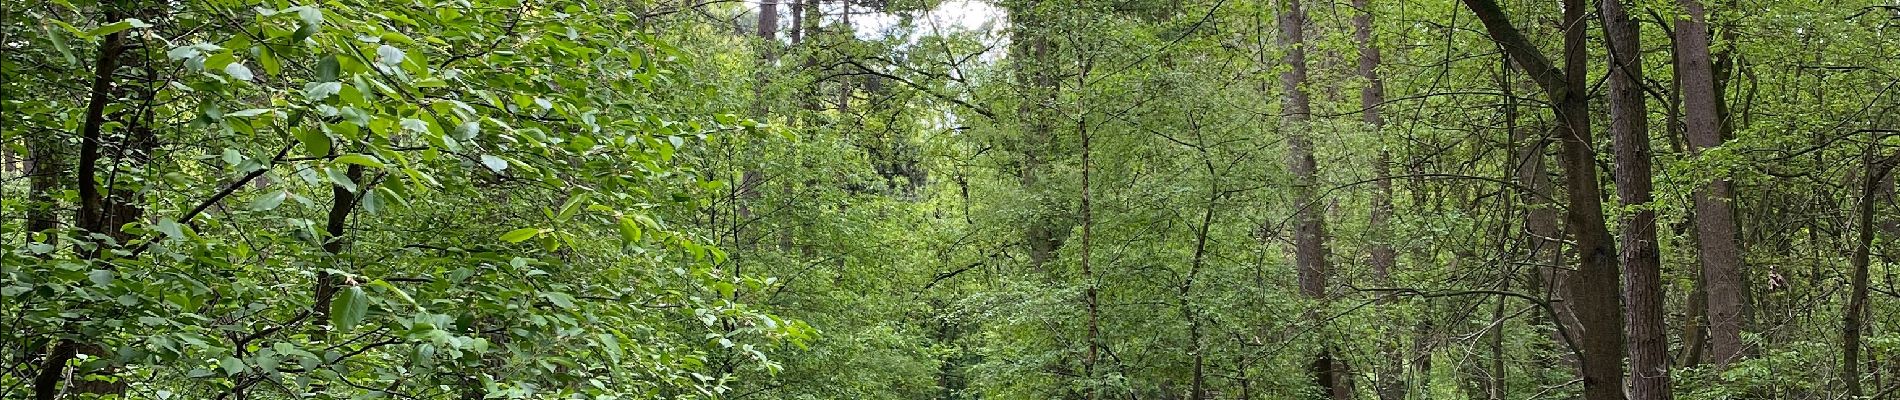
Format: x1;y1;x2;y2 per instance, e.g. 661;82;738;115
3;0;1899;399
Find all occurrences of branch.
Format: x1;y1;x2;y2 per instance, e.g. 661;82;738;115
839;59;995;120
1459;0;1566;96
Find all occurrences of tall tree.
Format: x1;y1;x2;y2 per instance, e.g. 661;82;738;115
1353;0;1403;398
1278;0;1344;397
1842;145;1891;398
1457;1;1626;399
1600;0;1672;398
1673;0;1749;368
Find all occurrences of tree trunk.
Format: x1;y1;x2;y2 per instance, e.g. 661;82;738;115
37;6;146;397
1674;0;1747;368
1184;170;1217;400
1601;1;1672;398
1842;146;1889;398
1353;0;1403;398
1457;1;1626;400
1078;57;1101;400
1278;0;1344;398
313;164;364;324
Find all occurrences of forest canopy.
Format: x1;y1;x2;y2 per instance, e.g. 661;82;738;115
2;0;1898;399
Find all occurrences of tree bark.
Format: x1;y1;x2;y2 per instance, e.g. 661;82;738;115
1457;1;1626;400
313;165;364;323
1842;146;1890;398
1601;0;1672;398
1353;0;1403;398
36;6;147;397
1279;0;1345;398
1674;0;1747;368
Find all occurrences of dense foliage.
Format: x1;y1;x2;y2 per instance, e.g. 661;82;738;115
3;0;1898;399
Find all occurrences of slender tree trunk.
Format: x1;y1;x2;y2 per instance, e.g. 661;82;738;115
1843;146;1889;398
1184;167;1216;400
788;0;804;44
1674;0;1747;368
1353;1;1404;398
1458;1;1626;399
37;6;143;397
1601;1;1672;398
1278;0;1344;398
1077;56;1100;400
313;165;364;323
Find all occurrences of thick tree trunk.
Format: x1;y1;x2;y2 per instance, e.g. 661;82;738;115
1601;1;1672;398
1458;1;1625;400
758;0;779;40
788;0;804;44
1674;0;1748;368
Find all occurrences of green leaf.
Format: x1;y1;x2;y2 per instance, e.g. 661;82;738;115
480;155;509;172
499;228;540;243
304;81;343;101
556;193;590;221
43;24;76;65
316;55;340;82
294;128;331;156
250;190;288;211
223;62;254;81
156;218;186;240
598;333;622;363
88;269;114;287
219;357;247;376
616;216;642;244
400;118;430;134
227;108;272;118
84;18;150;38
326;167;358;192
540;292;576;309
330;286;368;330
376;45;405;66
368;280;416;306
333;154;386;168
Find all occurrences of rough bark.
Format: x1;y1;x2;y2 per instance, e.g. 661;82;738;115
788;0;804;44
1457;1;1626;400
758;0;779;40
1601;0;1672;398
1674;0;1747;368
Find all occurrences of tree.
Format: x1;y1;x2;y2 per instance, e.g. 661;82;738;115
1674;0;1750;369
1600;0;1671;398
1457;0;1626;399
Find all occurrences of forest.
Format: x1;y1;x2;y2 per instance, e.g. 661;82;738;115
2;0;1898;399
